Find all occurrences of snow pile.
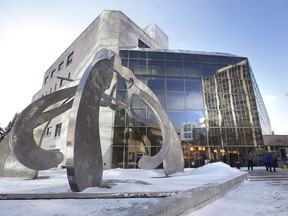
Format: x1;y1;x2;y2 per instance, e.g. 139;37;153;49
0;162;244;194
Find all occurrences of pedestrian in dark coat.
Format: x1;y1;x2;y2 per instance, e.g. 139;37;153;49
264;153;277;172
246;151;254;170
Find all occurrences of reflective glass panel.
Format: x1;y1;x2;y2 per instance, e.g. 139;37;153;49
208;128;224;146
119;50;129;59
126;110;147;127
185;93;204;109
136;75;147;85
166;61;183;76
183;62;201;77
114;109;126;126
167;92;185;109
129;51;147;59
167;110;186;128
167;77;185;91
186;110;205;127
199;55;216;63
201;64;217;77
147;109;158;126
117;75;127;89
147;76;165;91
216;56;232;64
116;90;127;102
183;54;199;62
129;59;147;74
204;93;218;109
185;77;202;92
232;57;246;65
244;128;254;145
217;64;229;70
207;110;220;127
131;108;147;125
148;51;165;60
148;60;165;75
166;52;182;61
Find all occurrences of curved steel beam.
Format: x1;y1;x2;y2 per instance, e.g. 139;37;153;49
9;86;77;170
66;52;114;192
0;133;37;178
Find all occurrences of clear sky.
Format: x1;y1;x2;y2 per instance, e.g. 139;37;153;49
0;0;287;134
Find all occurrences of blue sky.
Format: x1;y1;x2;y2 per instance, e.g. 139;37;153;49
0;0;287;134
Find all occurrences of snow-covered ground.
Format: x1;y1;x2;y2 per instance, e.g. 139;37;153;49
0;162;287;216
189;174;288;216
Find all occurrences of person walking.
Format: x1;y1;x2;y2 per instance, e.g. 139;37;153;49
246;151;254;170
265;152;277;172
263;153;270;171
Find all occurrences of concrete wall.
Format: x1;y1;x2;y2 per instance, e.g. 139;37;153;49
263;135;288;147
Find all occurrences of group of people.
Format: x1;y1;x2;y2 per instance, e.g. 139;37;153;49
246;151;277;172
263;152;277;172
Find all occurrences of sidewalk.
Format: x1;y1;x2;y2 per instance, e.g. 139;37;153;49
0;163;248;216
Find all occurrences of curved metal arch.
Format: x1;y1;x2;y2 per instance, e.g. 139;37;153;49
9;86;77;170
66;53;115;192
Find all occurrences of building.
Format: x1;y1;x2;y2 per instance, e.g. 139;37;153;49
33;10;272;169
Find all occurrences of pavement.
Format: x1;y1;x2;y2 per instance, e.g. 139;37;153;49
0;169;249;216
1;166;288;215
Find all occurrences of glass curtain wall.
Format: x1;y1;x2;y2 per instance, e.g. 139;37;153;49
112;50;270;168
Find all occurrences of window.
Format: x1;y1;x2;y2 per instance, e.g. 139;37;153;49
185;78;202;92
199;55;216;63
50;69;56;78
167;92;185;109
166;52;182;61
130;51;147;59
129;59;147;74
67;52;74;65
60;78;64;87
44;76;49;84
54;123;62;137
147;76;165;91
58;61;64;71
138;39;149;48
46;127;52;136
167;77;185;91
166;61;183;76
184;62;201;77
201;64;217;77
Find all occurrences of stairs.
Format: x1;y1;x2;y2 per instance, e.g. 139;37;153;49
248;168;288;181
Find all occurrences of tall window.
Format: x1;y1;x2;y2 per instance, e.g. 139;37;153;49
67;51;74;66
46;127;52;136
60;78;64;87
44;76;49;84
58;61;64;71
50;69;56;78
54;123;62;137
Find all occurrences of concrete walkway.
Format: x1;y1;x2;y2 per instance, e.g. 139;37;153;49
0;171;249;216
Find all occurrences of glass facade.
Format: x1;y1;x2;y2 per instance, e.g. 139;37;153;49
112;49;272;168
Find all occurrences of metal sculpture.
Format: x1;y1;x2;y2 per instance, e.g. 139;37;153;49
66;52;114;192
0;48;184;192
112;53;184;175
